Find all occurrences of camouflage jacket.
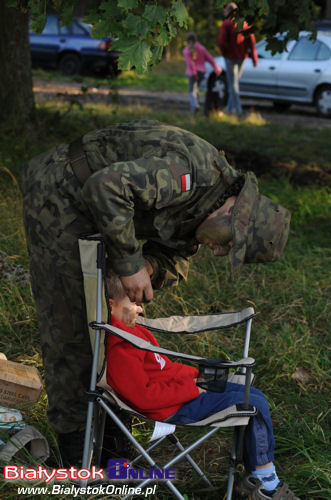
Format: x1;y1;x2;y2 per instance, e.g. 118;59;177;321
75;120;243;288
21;120;243;289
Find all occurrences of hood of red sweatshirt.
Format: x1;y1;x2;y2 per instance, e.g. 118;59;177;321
107;315;156;349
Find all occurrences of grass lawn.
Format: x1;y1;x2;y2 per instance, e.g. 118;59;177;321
32;58;188;93
0;98;330;499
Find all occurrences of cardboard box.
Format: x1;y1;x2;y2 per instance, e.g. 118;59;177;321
0;358;43;407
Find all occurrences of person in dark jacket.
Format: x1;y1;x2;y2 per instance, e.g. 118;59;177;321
218;2;258;115
20;120;290;466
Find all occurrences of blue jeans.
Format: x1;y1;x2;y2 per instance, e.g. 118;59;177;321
188;72;204;112
168;382;275;472
224;58;245;115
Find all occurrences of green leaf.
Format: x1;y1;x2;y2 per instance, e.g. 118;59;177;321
236;17;245;31
85;2;124;39
143;5;167;25
5;1;19;8
133;41;153;73
118;0;138;10
125;13;150;38
258;0;270;16
149;44;164;69
59;4;75;28
157;26;171;46
29;9;47;35
171;0;189;27
167;21;177;38
113;38;152;74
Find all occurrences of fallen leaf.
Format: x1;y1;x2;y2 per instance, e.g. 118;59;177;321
292;367;311;385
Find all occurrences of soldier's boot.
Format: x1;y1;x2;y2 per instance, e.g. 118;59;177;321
100;413;136;467
58;429;84;468
57;414;135;468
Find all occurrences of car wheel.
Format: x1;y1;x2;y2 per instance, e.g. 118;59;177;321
273;101;291;112
315;85;331;118
58;53;81;75
204;72;228;116
109;61;121;78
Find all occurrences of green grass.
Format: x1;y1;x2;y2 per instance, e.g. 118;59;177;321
0;100;330;499
32;58;188;93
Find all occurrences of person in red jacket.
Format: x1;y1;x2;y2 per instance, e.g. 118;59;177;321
105;269;300;500
183;31;222;113
218;2;258;116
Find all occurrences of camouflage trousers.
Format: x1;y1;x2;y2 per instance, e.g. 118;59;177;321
21;146;96;434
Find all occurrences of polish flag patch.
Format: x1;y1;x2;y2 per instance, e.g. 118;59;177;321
181;174;191;192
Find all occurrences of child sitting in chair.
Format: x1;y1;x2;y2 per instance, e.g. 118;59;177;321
106;268;299;500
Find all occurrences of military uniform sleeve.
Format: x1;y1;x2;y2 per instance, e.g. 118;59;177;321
81;155;193;277
143;241;198;289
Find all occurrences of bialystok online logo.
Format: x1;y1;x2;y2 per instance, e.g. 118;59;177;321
4;460;176;483
106;459;176;481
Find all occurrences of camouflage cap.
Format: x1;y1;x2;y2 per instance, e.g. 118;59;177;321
229;172;291;280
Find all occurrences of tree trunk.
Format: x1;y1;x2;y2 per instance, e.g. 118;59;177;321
0;1;35;129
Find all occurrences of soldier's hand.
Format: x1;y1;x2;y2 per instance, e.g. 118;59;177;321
145;259;153;277
120;268;153;305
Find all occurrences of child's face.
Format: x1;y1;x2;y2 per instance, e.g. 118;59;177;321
111;295;143;328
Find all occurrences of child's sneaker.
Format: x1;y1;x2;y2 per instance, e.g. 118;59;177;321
236;474;261;498
252;482;300;499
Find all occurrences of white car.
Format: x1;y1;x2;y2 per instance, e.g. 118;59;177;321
202;31;331;117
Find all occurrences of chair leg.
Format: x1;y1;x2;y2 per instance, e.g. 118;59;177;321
164;480;187;500
226;429;238;500
96;400;185;500
93;405;106;468
98;398;162;467
168;434;213;488
129;436;168;467
98;400;220;499
81;400;95;470
135;427;219;497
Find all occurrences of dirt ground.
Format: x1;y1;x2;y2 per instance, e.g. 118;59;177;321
33;79;331;187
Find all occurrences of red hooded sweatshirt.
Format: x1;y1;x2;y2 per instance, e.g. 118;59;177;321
106;316;200;421
218;19;258;65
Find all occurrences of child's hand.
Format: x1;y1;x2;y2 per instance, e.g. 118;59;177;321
194;378;206;395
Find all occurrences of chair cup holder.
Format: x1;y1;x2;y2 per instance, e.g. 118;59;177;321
197;360;228;393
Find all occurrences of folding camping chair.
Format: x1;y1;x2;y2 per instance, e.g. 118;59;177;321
79;235;257;500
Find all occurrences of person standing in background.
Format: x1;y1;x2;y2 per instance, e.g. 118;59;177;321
183;31;222;113
218;2;258;116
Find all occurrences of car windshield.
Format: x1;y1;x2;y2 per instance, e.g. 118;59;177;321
79;20;92;34
256;41;282;60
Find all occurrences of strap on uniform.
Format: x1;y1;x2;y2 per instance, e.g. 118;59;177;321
68;137;92;185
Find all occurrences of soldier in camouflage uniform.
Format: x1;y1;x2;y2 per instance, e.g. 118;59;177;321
20;120;290;465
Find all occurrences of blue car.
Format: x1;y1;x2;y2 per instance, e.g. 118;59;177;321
29;14;120;75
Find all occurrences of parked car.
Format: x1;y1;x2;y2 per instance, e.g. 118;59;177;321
29;14;120;75
314;19;331;32
202;31;331;117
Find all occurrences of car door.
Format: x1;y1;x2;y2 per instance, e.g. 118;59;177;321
275;36;331;102
29;16;61;65
59;19;89;55
240;40;283;97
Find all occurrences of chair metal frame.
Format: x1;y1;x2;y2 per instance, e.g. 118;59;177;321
80;237;257;499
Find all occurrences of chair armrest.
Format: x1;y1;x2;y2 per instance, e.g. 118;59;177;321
209;358;256;369
90;322;256;367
